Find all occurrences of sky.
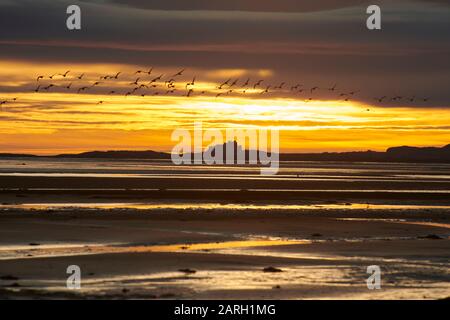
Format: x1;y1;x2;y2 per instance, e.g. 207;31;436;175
0;0;449;154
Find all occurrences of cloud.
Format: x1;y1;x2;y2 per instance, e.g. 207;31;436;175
0;0;449;107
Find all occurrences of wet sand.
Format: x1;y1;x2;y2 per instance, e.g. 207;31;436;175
0;160;449;299
0;206;449;299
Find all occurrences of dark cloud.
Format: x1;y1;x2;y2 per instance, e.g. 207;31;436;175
91;0;450;13
0;0;449;107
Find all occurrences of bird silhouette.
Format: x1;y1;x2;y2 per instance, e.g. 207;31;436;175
187;89;194;97
64;83;72;89
173;69;185;77
310;86;319;93
60;70;70;78
36;75;44;82
328;84;337;91
149;74;163;84
43;84;56;90
77;86;88;93
218;79;231;89
274;82;285;90
230;79;239;88
130;78;140;86
261;85;271;94
34;85;41;92
186;76;196;88
77;73;85;80
253;80;263;89
112;72;121;79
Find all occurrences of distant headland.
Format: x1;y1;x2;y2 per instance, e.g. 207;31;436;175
1;144;449;163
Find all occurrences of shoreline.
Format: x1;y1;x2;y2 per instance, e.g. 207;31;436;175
1;207;449;299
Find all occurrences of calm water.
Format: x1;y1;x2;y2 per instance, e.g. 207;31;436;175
1;158;450;209
1;157;450;179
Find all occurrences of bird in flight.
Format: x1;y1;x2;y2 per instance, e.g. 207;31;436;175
64;83;72;90
43;84;55;90
230;79;239;88
36;75;44;82
261;85;271;94
253;80;263;89
149;74;163;84
187;89;194;97
60;70;70;78
310;86;319;93
173;69;185;77
218;79;231;89
274;82;285;90
112;72;121;79
130;78;140;86
374;96;386;103
242;78;250;87
77;86;88;93
186;76;196;89
328;84;337;91
96;101;104;105
77;73;85;80
34;85;41;92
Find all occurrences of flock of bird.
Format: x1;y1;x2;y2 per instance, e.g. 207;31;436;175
0;68;431;108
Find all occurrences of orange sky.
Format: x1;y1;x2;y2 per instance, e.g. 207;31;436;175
1;61;449;155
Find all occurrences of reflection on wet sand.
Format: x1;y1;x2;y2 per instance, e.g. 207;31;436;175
0;239;309;261
2;202;450;211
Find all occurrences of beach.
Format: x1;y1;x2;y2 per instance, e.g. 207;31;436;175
0;159;449;299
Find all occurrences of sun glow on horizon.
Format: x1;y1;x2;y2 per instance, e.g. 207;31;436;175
1;61;449;154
